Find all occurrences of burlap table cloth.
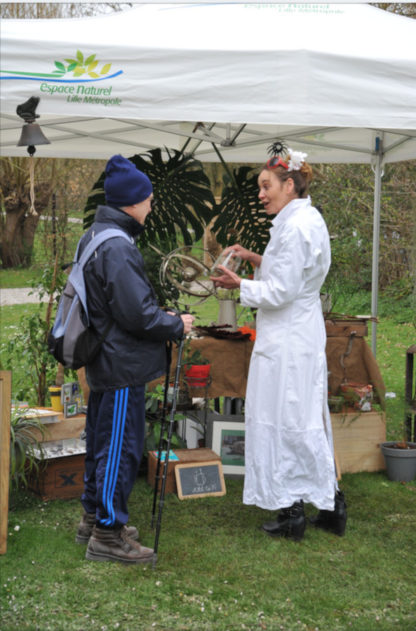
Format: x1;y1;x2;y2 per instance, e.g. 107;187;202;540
150;336;255;399
79;323;385;406
167;329;385;405
325;321;386;407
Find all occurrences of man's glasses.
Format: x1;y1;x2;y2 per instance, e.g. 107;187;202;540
266;156;288;170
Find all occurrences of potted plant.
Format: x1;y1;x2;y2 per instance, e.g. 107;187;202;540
380;346;416;482
183;345;211;389
9;407;46;491
380;440;416;482
144;384;187;455
381;408;416;483
144;384;188;488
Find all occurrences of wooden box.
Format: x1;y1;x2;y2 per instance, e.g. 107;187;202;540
330;410;386;474
28;438;86;501
147;447;221;494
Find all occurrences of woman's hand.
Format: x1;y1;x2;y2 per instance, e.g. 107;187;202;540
210;265;241;289
223;244;262;268
223;244;252;260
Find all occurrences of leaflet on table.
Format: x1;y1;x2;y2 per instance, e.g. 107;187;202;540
151;450;179;461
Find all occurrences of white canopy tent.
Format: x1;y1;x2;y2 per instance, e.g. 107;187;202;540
1;3;416;353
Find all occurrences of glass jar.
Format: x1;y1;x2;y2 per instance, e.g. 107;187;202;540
211;250;242;276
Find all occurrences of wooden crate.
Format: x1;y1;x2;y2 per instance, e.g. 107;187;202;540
147;448;221;494
331;410;386;474
21;408;86;500
28;444;86;501
26;409;87;501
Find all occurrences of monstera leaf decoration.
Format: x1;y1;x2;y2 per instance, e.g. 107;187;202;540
211;165;271;256
83;148;215;252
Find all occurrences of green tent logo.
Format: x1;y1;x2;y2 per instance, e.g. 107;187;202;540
53;51;112;79
1;50;122;82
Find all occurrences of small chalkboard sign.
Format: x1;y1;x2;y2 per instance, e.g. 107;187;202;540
174;461;226;500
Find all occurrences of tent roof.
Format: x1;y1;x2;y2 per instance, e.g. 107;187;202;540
1;3;416;163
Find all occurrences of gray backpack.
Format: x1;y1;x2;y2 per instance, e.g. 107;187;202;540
48;228;132;369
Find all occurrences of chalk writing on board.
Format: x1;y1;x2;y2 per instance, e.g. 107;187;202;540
175;461;226;499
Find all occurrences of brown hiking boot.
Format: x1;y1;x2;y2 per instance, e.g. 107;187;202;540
75;512;139;544
85;525;153;564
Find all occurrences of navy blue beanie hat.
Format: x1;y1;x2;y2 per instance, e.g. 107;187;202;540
104;154;153;207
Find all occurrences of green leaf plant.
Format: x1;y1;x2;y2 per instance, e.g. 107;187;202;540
183;342;210;367
9;407;46;491
83;148;215;251
210;158;271;256
3;260;67;406
144;384;186;455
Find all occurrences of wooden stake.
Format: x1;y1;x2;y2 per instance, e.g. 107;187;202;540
0;371;12;555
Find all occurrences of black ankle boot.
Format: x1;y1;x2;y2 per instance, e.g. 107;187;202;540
309;491;347;536
262;501;306;542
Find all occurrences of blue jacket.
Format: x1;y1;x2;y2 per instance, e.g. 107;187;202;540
78;204;184;392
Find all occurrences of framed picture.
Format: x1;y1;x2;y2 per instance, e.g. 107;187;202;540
64;401;78;418
212;420;245;475
202;412;244;451
61;383;73;405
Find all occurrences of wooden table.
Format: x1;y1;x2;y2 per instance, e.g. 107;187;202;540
162;331;385;404
166;333;387;476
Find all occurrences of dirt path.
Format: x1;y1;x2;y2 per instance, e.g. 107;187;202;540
0;288;50;306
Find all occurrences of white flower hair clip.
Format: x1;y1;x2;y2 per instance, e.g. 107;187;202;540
287;148;308;171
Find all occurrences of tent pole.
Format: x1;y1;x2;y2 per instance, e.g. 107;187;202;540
371;136;383;357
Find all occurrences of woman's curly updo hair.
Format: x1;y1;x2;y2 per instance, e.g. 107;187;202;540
263;140;313;198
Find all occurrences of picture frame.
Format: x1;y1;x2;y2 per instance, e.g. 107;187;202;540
212;420;245;475
201;411;244;451
61;383;73;405
64;401;78;418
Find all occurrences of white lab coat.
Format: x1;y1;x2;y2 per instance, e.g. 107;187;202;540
240;197;337;511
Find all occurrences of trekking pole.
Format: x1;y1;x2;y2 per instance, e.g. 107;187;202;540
152;335;186;569
151;341;173;529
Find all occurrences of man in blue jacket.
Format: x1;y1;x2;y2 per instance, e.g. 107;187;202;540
75;154;194;564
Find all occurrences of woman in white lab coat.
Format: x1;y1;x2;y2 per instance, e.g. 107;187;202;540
212;148;346;542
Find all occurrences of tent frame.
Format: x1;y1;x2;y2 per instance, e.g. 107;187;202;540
1;110;404;357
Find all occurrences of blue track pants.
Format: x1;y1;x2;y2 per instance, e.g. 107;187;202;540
81;385;145;528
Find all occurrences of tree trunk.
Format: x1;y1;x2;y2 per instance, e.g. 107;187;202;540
0;157;53;268
1;206;40;267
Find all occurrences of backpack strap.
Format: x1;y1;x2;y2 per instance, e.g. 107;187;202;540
70;228;133;320
77;228;133;268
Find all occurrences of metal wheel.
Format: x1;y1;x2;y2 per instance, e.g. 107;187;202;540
159;246;216;307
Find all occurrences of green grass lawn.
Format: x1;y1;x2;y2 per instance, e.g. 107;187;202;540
1;472;415;631
1;297;415;630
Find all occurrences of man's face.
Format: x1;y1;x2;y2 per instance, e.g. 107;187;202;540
129;194;154;225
